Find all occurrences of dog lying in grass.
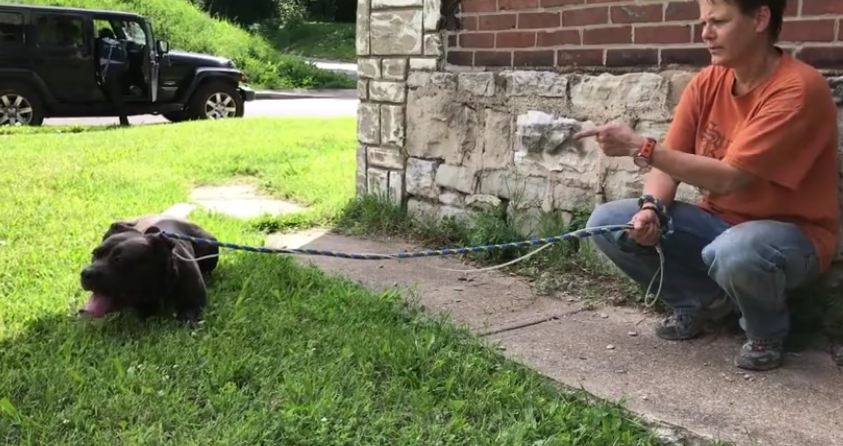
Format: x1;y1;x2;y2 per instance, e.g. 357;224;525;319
79;215;219;322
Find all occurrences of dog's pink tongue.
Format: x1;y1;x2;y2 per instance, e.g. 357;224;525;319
83;293;114;318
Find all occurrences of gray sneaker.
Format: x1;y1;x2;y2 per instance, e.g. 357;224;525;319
735;338;784;371
655;313;704;340
655;295;735;341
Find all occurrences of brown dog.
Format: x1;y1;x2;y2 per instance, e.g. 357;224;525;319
79;216;219;322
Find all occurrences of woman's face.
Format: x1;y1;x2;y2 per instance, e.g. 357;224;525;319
698;0;772;67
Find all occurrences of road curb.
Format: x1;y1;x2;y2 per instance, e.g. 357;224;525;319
255;89;358;100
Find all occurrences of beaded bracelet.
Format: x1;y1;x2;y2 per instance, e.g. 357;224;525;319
637;194;674;239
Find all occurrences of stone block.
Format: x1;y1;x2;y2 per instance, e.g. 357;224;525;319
406;87;478;164
382;58;408;81
356;0;370;55
410;58;438;71
367;146;405;170
406;157;439;199
458;73;496;97
370;81;407;103
435;164;477;194
439;191;464;206
358;58;381;79
388;170;404;204
570;72;669;121
371;11;423;55
358;103;380;145
357;144;368;196
661;69;695;111
381;105;406;146
424;0;441;31
367;167;390;198
357;79;368;100
466;194;502;211
503;71;568;98
424;33;443;56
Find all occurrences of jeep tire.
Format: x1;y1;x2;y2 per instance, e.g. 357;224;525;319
187;81;244;121
0;83;45;126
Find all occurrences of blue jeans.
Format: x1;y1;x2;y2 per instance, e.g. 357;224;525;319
586;199;821;340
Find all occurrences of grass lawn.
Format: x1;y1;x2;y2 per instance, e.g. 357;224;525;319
0;119;659;445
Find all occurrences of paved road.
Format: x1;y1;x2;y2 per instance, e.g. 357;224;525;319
44;95;359;126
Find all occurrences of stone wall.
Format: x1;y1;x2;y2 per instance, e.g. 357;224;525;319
356;0;843;265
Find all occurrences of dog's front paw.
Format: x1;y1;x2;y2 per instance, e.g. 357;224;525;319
176;308;203;325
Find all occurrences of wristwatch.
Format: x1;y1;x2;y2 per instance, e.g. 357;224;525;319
633;137;657;168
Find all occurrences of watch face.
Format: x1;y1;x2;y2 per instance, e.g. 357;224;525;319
633;156;648;167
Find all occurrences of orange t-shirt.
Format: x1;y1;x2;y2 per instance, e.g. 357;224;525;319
663;52;840;271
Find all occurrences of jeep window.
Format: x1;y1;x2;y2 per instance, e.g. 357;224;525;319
119;21;147;46
0;12;24;46
34;15;85;49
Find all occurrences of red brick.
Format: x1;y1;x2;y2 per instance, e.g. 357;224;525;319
460;32;495;48
461;16;478;31
780;19;836;41
661;47;711;66
461;0;496;13
839;19;843;40
557;48;604;66
798;46;843;68
606;48;658;66
563;7;608;26
448;34;457;47
514;50;555;66
537;29;581;45
479;14;517;30
611;4;663;23
802;0;843;15
586;0;619;3
475;50;513;66
541;0;583;6
692;23;704;42
496;31;537;47
518;12;560;28
635;24;692;44
583;26;632;44
447;51;474;65
784;0;798;17
499;0;539;10
665;2;698;21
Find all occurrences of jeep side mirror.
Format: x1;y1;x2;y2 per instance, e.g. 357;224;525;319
156;40;169;54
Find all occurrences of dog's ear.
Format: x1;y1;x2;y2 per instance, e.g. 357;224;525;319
146;231;179;286
103;221;137;240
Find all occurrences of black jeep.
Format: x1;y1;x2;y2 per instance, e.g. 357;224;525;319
0;4;256;125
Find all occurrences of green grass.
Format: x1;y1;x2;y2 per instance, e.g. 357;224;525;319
0;120;660;444
266;21;356;62
6;0;355;89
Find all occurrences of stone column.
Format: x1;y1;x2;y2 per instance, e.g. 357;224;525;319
356;0;443;205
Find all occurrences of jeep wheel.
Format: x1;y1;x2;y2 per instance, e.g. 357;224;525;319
0;84;44;126
188;82;244;120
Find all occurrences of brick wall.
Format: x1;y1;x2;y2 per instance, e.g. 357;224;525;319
446;0;843;70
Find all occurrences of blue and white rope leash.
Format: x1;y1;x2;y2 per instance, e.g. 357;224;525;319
161;219;669;307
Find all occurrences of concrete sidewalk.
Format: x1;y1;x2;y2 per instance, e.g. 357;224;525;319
266;229;843;446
